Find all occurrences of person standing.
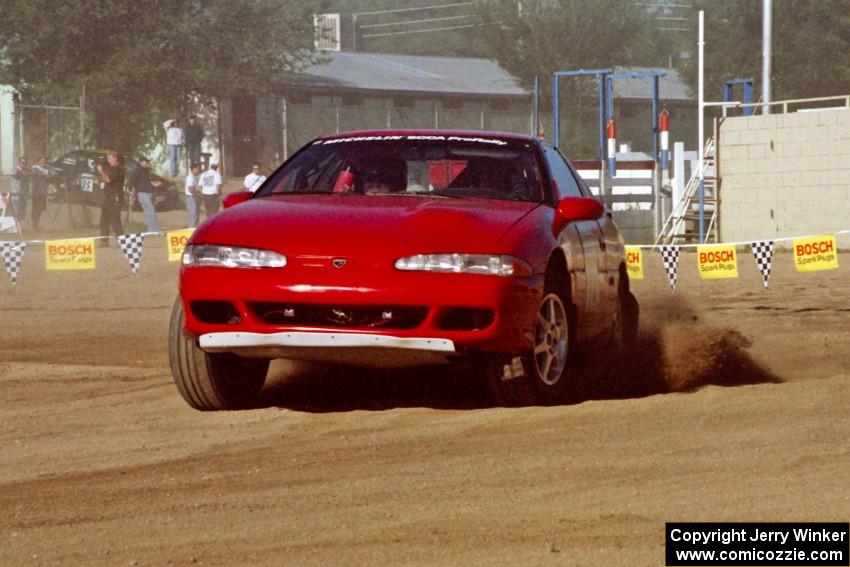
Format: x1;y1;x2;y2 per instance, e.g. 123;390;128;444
200;163;222;218
184;115;204;170
11;156;30;223
127;156;163;233
96;150;125;245
163;118;184;177
243;163;267;192
185;162;202;228
30;157;53;231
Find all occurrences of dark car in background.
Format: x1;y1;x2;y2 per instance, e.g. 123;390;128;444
47;150;183;212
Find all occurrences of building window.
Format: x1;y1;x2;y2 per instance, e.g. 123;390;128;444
364;97;386;108
342;94;363;106
288;92;312;105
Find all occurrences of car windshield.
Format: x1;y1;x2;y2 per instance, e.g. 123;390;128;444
255;135;544;202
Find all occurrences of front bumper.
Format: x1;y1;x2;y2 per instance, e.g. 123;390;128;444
200;331;456;366
180;265;544;360
201;330;454;353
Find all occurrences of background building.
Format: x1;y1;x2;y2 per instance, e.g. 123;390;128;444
217;54;696;176
218;51;532;175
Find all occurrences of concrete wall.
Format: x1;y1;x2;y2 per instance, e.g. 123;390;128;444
1;86;16;175
612;210;655;245
718;108;850;241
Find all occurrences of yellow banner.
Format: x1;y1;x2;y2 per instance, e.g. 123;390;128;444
167;229;194;262
793;234;839;272
625;246;644;280
45;238;96;270
697;244;738;279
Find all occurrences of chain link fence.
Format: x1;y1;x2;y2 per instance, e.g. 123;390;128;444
17;105;84;162
259;96;689;168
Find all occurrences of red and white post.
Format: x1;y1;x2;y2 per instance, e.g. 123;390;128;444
659;109;670;187
606;119;617;177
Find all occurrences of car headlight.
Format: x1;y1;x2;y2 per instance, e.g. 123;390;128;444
182;244;287;268
394;254;532;277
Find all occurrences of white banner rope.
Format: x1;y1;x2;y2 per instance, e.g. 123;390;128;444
2;230;167;246
639;229;850;250
4;229;850;248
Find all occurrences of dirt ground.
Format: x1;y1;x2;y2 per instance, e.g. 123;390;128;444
1;198;849;566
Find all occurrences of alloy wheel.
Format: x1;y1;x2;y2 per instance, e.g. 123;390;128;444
533;293;569;386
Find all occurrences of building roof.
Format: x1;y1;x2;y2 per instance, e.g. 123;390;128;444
276;54;693;103
277;51;529;99
611;67;692;102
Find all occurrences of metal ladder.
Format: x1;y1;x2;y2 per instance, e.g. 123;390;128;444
655;136;719;245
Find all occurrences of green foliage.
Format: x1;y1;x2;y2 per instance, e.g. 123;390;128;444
474;0;676;155
475;0;667;91
680;0;850;102
0;0;315;152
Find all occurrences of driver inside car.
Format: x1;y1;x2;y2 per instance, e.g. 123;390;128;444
470;158;531;201
359;157;407;194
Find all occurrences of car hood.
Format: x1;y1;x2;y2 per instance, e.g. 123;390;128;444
193;194;540;256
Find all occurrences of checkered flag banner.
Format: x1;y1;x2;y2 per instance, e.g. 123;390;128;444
117;233;144;274
751;240;775;288
660;245;680;291
0;241;26;285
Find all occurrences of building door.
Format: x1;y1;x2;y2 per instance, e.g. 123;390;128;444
232;95;257;176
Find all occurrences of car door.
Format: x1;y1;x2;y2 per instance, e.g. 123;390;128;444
567;159;621;324
542;145;608;340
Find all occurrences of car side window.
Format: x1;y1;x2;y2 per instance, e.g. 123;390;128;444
564;159;594;198
542;145;582;200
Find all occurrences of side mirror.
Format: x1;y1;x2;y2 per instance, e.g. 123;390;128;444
222;190;252;209
552;196;605;236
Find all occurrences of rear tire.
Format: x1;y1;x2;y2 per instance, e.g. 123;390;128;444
169;297;269;411
487;281;576;407
612;275;639;348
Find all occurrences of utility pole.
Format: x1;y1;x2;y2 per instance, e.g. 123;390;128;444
698;10;705;243
762;0;772;115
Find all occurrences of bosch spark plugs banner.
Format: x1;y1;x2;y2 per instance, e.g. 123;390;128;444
45;238;96;270
697;244;738;280
167;229;194;262
793;235;838;272
626;246;644;280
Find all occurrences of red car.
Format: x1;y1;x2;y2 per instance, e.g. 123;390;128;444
169;130;638;410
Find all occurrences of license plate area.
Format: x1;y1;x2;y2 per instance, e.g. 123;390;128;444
80;175;95;192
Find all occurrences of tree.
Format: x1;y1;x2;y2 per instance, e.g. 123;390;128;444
474;0;675;156
476;0;661;84
0;0;315;152
680;0;850;104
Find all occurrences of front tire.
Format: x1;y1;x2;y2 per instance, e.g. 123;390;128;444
487;286;575;407
169;297;269;411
